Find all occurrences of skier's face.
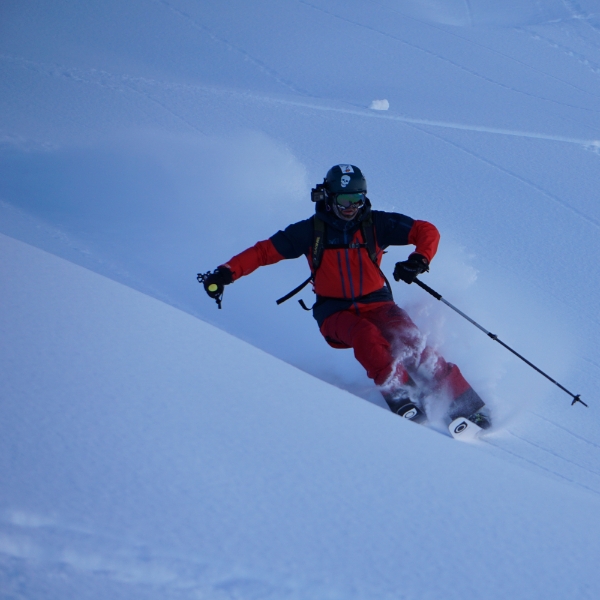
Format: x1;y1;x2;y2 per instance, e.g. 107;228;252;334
333;193;364;221
335;204;360;220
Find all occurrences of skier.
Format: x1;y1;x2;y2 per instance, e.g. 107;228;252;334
201;164;490;429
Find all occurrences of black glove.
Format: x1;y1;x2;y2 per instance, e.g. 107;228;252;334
198;266;233;308
202;266;233;297
393;254;429;284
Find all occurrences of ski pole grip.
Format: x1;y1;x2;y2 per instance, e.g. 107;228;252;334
414;278;442;301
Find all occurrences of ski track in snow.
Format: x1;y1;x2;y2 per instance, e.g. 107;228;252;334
560;0;600;38
4;49;600;272
299;0;600;115
3;52;599;150
483;437;600;498
530;411;600;450
519;25;600;76
372;0;600;100
505;429;600;479
582;355;600;374
0;54;209;137
401;121;600;232
463;0;474;27
480;404;600;500
153;0;314;98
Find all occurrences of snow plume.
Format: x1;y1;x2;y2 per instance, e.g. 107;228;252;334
398;238;578;426
0;127;309;312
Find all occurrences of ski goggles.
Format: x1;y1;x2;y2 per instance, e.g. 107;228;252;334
335;193;365;208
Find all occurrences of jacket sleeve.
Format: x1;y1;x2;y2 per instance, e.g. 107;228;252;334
408;220;440;263
223;239;285;281
222;219;313;282
374;211;440;263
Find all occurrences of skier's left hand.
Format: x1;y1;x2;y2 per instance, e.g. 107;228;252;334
202;266;233;299
393;254;429;284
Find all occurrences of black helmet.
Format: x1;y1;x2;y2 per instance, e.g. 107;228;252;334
324;164;367;196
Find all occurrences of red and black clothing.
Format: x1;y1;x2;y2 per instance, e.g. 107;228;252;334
223;201;483;419
225;202;438;326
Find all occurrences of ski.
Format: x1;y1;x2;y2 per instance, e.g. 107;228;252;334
448;416;483;441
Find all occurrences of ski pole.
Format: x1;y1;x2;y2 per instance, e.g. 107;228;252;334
413;278;587;407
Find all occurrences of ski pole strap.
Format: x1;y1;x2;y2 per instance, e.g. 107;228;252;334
276;276;313;305
413;278;586;407
298;299;313;311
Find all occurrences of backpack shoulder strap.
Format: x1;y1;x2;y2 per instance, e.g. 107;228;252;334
275;216;324;307
360;213;378;265
361;213;394;299
312;215;326;273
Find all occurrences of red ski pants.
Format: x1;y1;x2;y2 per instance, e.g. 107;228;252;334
320;302;471;401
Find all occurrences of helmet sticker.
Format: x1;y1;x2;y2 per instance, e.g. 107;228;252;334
340;175;351;187
338;164;354;173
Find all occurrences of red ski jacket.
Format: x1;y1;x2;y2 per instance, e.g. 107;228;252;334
223;203;440;326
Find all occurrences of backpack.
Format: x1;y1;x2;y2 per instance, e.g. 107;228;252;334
276;213;382;308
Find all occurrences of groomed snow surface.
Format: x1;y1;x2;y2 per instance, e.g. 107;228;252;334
2;0;600;598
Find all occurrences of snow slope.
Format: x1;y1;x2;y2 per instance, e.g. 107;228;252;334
2;233;600;599
2;0;600;596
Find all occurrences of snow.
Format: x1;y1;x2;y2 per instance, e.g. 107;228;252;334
1;0;600;597
2;232;600;599
369;99;390;110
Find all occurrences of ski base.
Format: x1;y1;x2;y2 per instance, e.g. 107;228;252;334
449;416;482;441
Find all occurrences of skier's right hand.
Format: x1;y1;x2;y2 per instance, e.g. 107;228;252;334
393;254;429;284
202;266;233;299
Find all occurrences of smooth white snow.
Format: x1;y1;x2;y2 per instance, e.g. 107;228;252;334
2;233;600;599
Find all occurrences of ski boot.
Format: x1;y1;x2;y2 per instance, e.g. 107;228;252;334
383;393;427;424
466;411;491;430
380;362;427;424
449;408;492;440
